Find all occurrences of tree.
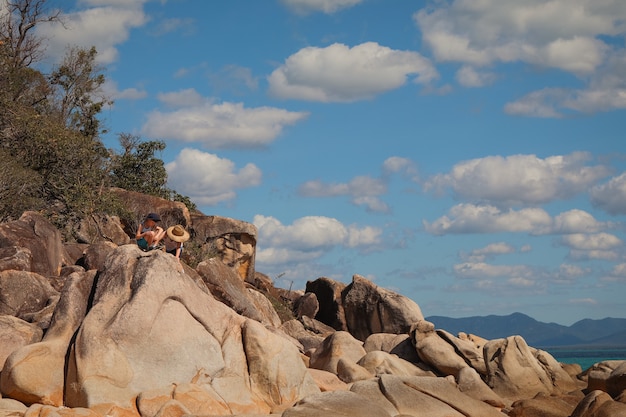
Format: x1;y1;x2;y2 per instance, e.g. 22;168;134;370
49;46;111;139
110;134;169;198
0;0;61;103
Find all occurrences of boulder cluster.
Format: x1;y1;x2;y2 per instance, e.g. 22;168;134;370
0;201;625;417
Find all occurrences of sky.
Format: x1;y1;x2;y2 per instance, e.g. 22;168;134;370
22;0;626;325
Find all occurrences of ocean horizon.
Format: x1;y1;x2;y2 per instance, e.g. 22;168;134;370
546;347;626;371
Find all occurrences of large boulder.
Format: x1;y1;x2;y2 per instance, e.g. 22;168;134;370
63;245;318;415
309;331;366;374
0;270;58;320
0;212;69;277
343;274;424;341
484;336;578;403
191;213;257;282
305;277;348;331
285;375;507;417
196;257;280;327
411;320;469;377
0;316;43;369
0;270;96;406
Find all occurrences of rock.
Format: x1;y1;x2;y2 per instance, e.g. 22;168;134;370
74;214;131;245
456;366;506;408
309;331;366;374
586;360;624;393
0;316;43;369
305;277;348;331
197;257;277;326
343;274;424;341
411;320;469;377
279;320;325;353
607;361;626;398
190;213;256;282
0;246;32;272
336;358;373;383
306;368;349;392
1;270;96;406
63;245;318;414
484;336;577;403
0;270;58;320
357;351;434;379
282;390;395;417
80;241;118;272
507;392;583;417
571;390;626;417
437;329;487;375
363;333;422;364
293;292;319;320
0;211;68;277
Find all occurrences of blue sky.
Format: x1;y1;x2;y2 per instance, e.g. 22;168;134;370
29;0;626;325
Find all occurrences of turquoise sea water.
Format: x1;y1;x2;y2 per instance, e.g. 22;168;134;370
546;347;626;371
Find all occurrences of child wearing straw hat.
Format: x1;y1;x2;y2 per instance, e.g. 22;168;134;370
164;224;190;262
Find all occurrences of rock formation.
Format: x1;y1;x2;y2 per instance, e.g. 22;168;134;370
0;206;624;417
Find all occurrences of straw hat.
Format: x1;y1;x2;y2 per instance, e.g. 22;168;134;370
166;225;190;243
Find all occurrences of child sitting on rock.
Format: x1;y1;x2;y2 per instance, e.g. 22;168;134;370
136;212;165;251
164;224;190;262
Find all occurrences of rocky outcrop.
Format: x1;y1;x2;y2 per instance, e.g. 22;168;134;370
0;211;624;417
0;212;69;276
191;213;257;283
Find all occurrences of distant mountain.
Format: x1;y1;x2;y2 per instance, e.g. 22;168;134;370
425;313;626;347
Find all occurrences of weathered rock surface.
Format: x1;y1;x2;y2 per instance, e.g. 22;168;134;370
0;212;69;277
62;245;318;414
343;274;424;341
0;210;622;417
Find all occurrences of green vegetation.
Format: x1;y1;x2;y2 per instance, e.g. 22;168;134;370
0;0;195;226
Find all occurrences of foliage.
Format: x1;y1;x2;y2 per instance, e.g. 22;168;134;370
0;0;197;226
110;133;169;199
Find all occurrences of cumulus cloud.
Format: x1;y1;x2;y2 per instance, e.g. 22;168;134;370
453;262;545;292
590;172;626;215
425;204;612;236
142;100;309;149
37;3;148;65
456;66;497;87
382;156;420;182
423;204;552;235
165;148;261;205
414;0;619;73
461;242;516;262
299;176;389;213
424;152;611;206
414;0;626;115
102;80;147;101
280;0;362;14
267;42;438;102
253;214;382;268
559;232;623;261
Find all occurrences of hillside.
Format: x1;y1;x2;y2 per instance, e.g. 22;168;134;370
426;312;626;347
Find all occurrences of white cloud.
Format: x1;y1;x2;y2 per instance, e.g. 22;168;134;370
253;215;382;267
267;42;438;102
461;242;516;262
425;205;613;236
456;66;497;87
157;89;206;108
414;0;622;73
299;175;389;213
424;204;552;235
424;152;610;206
415;0;626;115
142;101;309;149
165;148;261;206
280;0;362;15
382;156;419;182
590;172;626;215
102;80;147;101
560;232;623;261
37;4;147;65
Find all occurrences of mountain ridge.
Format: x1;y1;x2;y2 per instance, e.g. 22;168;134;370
426;312;626;347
